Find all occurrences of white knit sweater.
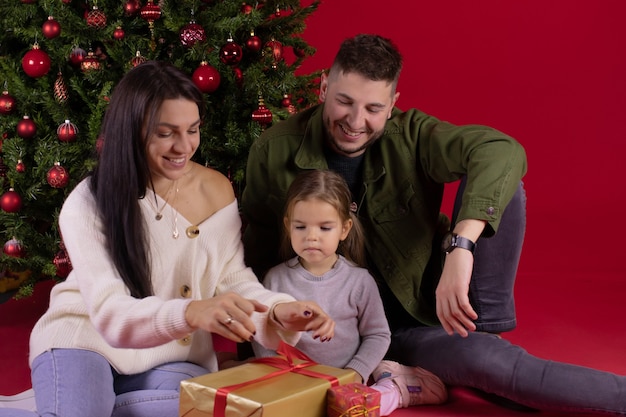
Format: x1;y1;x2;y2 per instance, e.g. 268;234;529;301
29;178;297;374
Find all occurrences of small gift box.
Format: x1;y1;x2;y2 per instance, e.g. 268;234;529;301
327;383;381;417
179;341;358;417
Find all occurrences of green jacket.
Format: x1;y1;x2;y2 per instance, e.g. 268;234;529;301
241;104;527;326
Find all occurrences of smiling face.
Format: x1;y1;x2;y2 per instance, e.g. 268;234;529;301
145;98;201;183
319;70;399;157
286;197;352;275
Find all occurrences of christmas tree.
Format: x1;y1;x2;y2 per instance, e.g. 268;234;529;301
0;0;321;298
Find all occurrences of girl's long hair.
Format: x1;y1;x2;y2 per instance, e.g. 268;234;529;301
281;169;366;267
90;61;205;298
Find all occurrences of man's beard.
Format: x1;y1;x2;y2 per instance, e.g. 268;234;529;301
323;116;383;157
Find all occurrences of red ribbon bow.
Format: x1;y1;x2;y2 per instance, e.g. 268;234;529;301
213;341;340;417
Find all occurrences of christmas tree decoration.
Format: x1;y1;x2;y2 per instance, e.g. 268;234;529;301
282;94;296;115
57;119;78;142
3;237;25;258
16;115;36;139
251;95;273;126
263;38;283;69
47;162;70;188
53;72;69;103
113;26;125;40
80;50;101;72
245;31;262;53
180;12;205;48
130;51;147;67
69;46;87;67
219;37;243;66
53;246;73;278
192;61;221;93
1;188;23;213
124;0;141;16
0;0;321;297
42;15;62;39
86;5;107;29
22;43;51;78
0;90;16;115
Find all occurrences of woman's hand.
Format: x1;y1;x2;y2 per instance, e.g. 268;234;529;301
185;292;268;343
272;301;335;342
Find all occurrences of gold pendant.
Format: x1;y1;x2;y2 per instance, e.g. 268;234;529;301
155;213;163;221
186;225;200;239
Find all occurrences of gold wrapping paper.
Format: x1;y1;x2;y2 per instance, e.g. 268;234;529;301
327;383;381;417
180;343;358;417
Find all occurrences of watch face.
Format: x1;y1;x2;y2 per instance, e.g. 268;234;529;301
442;232;454;252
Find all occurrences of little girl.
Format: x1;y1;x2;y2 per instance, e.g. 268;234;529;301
253;169;447;415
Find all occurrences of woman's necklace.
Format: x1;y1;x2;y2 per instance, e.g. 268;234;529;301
150;181;175;221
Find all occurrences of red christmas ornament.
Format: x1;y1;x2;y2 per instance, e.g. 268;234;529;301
47;162;70;188
140;0;162;22
22;43;51;78
17;115;36;139
281;94;296;115
124;0;141;16
131;51;147;67
241;3;254;14
3;238;25;258
263;39;283;68
180;21;206;48
57;119;78;142
245;31;262;53
251;95;273;126
0;90;16;115
53;247;73;278
192;62;221;93
293;47;306;58
113;26;125;40
219;37;243;66
1;188;22;213
16;159;26;173
233;67;244;88
69;47;86;67
54;72;69;103
42;16;61;39
86;6;107;29
81;51;101;72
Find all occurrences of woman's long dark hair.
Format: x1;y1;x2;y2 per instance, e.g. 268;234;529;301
91;61;205;298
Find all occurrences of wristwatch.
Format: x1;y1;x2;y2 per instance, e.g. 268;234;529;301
442;232;475;254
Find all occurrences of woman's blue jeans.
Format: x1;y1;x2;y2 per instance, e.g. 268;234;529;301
1;349;207;417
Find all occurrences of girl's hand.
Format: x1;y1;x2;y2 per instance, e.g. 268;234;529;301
185;292;268;343
272;301;335;342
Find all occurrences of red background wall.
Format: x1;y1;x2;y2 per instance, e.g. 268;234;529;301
298;0;626;277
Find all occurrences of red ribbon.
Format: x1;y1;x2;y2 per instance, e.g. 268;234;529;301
214;341;340;417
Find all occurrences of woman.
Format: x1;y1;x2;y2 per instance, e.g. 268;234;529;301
3;61;334;417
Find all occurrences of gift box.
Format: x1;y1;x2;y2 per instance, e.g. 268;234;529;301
327;383;381;417
180;342;358;417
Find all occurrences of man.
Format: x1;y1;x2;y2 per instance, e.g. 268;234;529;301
241;34;625;414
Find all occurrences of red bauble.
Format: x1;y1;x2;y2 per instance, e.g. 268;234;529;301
180;21;206;47
42;16;61;39
131;51;147;67
86;6;107;29
47;162;70;188
140;0;162;23
263;39;283;63
16;159;26;173
53;248;73;278
124;0;141;16
251;96;273;126
81;51;100;72
219;38;243;66
113;26;125;40
0;90;16;115
1;188;22;213
3;238;25;258
69;47;86;67
57;119;78;142
233;67;244;88
192;62;221;93
17;115;36;139
22;44;51;78
241;3;253;14
54;72;69;103
293;47;306;58
245;31;262;53
281;94;296;115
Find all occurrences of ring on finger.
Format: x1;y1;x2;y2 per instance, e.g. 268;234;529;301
224;316;235;326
